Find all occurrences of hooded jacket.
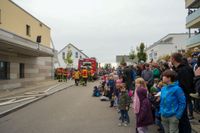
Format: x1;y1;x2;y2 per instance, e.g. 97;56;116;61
160;81;186;119
136;88;154;127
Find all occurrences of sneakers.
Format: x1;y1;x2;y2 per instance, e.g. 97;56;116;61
123;123;128;127
118;122;128;127
118;123;122;126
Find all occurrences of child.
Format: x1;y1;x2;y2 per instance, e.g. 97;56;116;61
93;86;101;97
113;83;121;107
133;78;147;114
134;78;154;133
118;84;130;126
150;78;159;94
110;93;115;107
154;81;164;133
107;75;115;106
160;70;186;133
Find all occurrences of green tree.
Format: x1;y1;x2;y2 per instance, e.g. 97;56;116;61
129;49;136;62
63;46;73;67
137;42;147;62
120;56;126;65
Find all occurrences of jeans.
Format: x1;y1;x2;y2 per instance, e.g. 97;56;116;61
120;110;129;123
155;117;164;131
188;98;193;116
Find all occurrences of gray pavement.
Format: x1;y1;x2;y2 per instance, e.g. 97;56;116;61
0;81;158;133
0;81;74;118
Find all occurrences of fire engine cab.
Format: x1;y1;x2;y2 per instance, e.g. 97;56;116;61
78;58;98;79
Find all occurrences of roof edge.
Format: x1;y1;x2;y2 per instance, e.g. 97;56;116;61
58;43;89;58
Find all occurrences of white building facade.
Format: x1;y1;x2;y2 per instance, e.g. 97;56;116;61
146;33;189;62
116;55;138;66
56;44;89;69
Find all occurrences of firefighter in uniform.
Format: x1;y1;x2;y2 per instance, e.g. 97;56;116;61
74;69;80;86
90;69;95;81
57;68;63;82
81;67;88;86
63;68;67;82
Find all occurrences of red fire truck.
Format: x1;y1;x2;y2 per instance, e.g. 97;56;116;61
78;58;97;72
78;58;98;79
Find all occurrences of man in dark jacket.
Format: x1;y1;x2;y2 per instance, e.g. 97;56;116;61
122;63;133;91
171;53;194;133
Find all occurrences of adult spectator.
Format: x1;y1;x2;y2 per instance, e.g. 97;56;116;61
141;63;154;90
170;53;195;133
191;55;200;113
122;63;133;91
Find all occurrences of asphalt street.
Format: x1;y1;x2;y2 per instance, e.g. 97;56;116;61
0;81;157;133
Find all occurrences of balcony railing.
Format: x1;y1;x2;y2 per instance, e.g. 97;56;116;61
186;33;200;48
186;8;200;27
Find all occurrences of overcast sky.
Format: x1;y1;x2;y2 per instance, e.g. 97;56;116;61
13;0;187;63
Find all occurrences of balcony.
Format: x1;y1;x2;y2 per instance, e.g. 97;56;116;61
186;8;200;28
185;0;200;8
186;33;200;48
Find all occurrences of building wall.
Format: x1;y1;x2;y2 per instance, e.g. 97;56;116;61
0;53;53;90
0;0;51;47
0;0;54;90
146;34;189;62
57;45;88;69
172;34;188;50
146;44;174;62
116;55;138;66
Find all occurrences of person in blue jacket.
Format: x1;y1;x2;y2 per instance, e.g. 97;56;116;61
160;70;186;133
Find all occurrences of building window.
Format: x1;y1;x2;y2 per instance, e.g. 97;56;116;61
19;63;25;78
0;61;10;80
62;52;65;59
39;23;43;27
26;25;31;36
80;55;82;59
75;52;78;58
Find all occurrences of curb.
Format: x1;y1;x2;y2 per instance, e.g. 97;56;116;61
0;84;74;118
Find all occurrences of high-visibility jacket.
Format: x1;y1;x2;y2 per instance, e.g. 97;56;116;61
74;71;80;79
63;69;67;76
82;69;88;78
90;69;94;76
